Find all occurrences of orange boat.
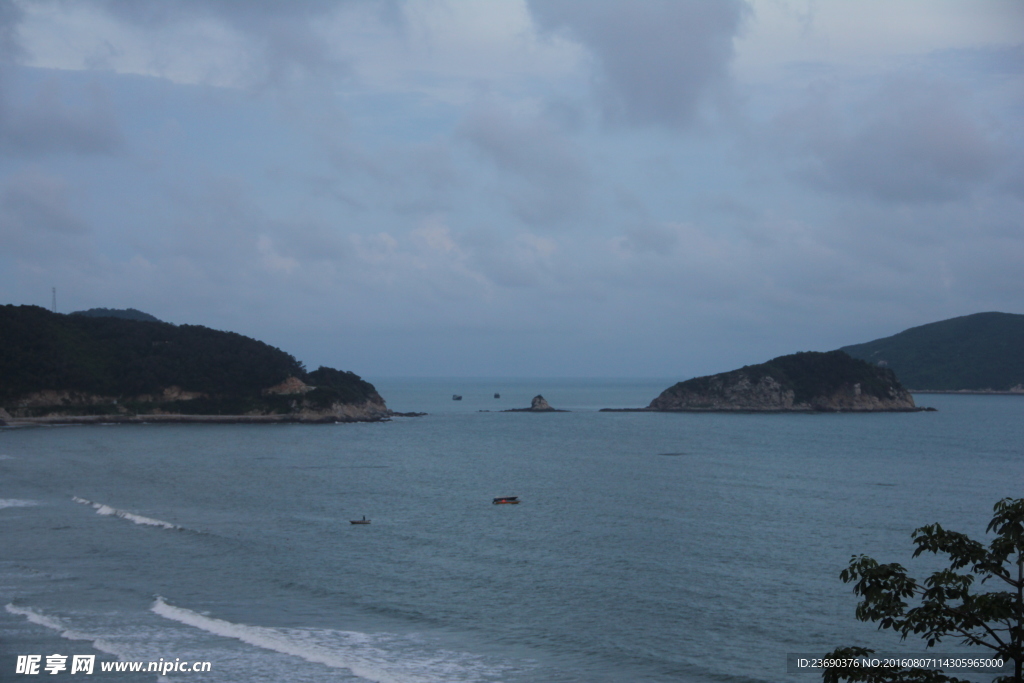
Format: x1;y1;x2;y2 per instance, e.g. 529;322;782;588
492;496;519;505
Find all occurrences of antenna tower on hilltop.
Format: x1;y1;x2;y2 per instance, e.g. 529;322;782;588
52;287;56;313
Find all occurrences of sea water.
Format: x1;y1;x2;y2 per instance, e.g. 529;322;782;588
1;380;1022;682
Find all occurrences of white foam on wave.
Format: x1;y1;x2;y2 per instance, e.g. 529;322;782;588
5;604;130;659
72;496;182;530
152;597;507;683
0;499;38;510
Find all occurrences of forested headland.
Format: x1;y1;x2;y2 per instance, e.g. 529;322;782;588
841;312;1024;391
0;305;388;422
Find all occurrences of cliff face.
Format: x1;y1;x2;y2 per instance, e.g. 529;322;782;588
649;351;917;412
292;397;391;423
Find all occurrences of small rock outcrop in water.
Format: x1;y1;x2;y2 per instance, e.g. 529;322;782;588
530;395;552;411
503;395;568;412
648;351;920;412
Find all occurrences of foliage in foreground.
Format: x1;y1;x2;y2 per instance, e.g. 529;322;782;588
823;498;1024;683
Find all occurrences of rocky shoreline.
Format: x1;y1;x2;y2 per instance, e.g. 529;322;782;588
909;389;1024;395
1;414;378;427
0;411;426;428
0;399;427;428
600;406;933;413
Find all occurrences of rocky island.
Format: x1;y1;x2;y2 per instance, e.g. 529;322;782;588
644;350;922;412
0;305;394;425
502;395;568;412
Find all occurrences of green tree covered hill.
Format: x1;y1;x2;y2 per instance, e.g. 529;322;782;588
0;305;385;419
840;312;1024;391
70;307;162;322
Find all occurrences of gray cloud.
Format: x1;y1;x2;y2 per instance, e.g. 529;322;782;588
0;78;121;156
1002;157;1024;199
0;0;24;64
0;169;90;260
91;0;400;88
615;224;679;255
778;79;1003;203
0;0;1019;378
0;4;121;157
322;139;460;217
459;104;589;226
458;227;557;290
527;0;749;127
2;170;86;233
929;44;1024;78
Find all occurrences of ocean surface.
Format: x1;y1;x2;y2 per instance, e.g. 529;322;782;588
2;379;1023;682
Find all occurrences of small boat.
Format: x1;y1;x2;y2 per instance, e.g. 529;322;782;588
452;394;462;401
350;516;371;525
492;496;519;505
494;393;500;398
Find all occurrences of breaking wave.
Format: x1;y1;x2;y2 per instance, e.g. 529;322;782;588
152;597;509;683
72;497;182;530
0;499;38;510
4;604;130;659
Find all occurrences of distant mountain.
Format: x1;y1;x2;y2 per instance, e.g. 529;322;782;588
0;305;389;423
646;350;918;412
840;312;1024;391
71;307;162;323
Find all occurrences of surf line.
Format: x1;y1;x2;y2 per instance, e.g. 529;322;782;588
151;597;430;683
4;604;130;660
0;498;38;509
72;497;182;531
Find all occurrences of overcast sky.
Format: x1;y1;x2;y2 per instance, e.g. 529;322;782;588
1;0;1021;378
